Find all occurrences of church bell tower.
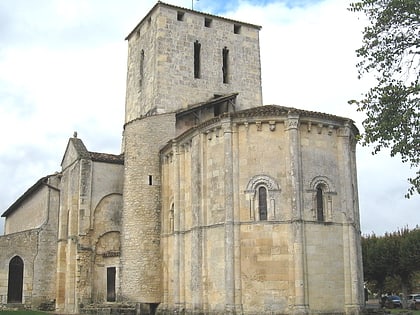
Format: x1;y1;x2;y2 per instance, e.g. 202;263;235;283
124;2;263;122
120;2;262;312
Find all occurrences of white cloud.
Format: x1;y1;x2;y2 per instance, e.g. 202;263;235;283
0;0;418;236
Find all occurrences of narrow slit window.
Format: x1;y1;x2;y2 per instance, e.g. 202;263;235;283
258;187;267;221
177;11;185;21
222;47;229;83
149;175;153;186
316;185;324;222
169;203;174;233
194;40;201;79
139;49;144;88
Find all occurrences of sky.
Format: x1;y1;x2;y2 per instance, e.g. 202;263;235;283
0;0;418;236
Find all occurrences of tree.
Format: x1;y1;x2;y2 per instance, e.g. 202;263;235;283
348;0;420;197
397;228;420;295
362;234;389;293
361;227;420;297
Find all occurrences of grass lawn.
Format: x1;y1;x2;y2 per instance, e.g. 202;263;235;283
390;309;420;315
0;311;49;315
0;309;419;315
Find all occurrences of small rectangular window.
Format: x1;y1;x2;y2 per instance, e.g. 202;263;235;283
177;11;185;21
234;24;241;34
205;18;212;28
149;175;153;185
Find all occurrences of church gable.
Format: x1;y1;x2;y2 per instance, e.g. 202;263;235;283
61;135;90;170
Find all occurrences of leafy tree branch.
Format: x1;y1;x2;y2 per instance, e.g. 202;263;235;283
349;0;420;197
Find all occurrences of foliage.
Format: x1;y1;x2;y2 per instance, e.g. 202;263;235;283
362;234;388;291
348;0;420;197
362;227;420;296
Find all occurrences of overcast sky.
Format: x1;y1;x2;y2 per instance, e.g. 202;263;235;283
0;0;418;236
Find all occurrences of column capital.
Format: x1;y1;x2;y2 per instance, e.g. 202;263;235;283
286;114;300;131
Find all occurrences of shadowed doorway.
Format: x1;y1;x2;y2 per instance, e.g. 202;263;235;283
7;256;24;303
107;267;116;302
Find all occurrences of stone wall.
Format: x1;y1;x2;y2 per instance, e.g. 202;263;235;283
0;229;39;307
32;177;60;308
0;175;60;310
56;140;124;313
4;186;49;234
121;113;176;304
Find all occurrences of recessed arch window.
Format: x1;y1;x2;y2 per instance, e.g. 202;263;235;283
245;175;281;221
309;176;336;222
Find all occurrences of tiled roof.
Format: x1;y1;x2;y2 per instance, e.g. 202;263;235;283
224;104;354;123
163;104;359;151
62;137;124;166
176;93;238;118
89;152;124;164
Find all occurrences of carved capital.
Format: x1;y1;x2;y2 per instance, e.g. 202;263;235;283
286;115;299;130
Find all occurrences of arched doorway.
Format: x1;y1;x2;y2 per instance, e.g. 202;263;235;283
7;256;24;303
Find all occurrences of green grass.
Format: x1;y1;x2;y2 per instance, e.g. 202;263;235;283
389;309;420;315
0;311;49;315
0;309;418;315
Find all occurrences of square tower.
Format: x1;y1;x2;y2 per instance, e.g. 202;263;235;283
124;2;263;124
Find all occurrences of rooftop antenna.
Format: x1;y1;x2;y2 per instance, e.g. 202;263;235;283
192;0;199;10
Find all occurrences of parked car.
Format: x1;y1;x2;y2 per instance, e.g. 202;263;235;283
380;295;402;309
407;294;420;310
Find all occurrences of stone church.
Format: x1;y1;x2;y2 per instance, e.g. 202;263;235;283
0;2;364;314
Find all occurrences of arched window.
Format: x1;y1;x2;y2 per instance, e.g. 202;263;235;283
309;176;336;222
316;185;324;222
7;256;24;303
245;175;281;221
258;186;268;221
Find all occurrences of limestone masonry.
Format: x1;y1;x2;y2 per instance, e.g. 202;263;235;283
0;2;364;315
